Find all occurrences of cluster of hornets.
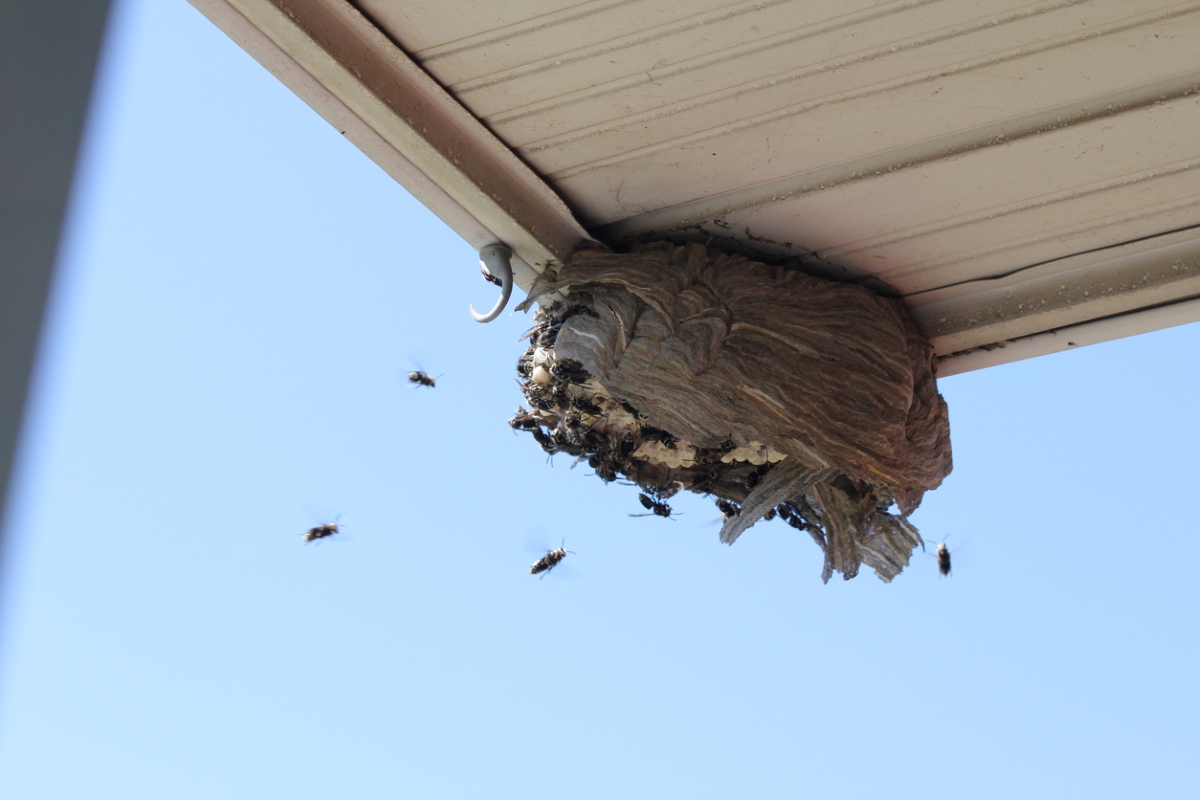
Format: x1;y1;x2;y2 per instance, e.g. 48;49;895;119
301;313;956;579
507;303;957;578
511;315;714;509
299;371;439;543
299;367;584;578
509;306;824;529
298;371;437;545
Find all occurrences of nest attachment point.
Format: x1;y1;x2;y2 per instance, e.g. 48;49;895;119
510;243;952;583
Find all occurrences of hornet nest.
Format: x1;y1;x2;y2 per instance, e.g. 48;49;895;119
510;242;952;583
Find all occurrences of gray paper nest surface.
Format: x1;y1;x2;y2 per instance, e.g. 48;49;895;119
514;242;951;582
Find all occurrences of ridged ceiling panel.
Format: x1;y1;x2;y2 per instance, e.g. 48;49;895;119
347;0;1200;368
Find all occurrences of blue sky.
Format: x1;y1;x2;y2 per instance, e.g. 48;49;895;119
1;2;1197;798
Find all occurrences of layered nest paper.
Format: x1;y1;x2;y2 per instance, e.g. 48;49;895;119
511;243;952;582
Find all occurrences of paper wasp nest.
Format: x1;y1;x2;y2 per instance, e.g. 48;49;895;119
512;243;952;582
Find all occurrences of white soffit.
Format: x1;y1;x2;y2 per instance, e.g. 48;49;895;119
192;0;1200;375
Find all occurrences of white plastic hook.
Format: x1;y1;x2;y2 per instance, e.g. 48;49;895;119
471;244;514;323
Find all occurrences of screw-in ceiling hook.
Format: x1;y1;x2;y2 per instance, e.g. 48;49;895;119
471;244;514;323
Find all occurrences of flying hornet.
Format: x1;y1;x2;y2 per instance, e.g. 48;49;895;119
303;518;343;544
529;540;575;578
407;371;439;388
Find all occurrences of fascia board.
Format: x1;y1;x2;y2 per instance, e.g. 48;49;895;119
188;0;591;290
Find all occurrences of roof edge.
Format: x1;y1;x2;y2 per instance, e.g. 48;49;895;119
188;0;591;288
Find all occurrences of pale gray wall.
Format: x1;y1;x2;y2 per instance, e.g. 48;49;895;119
1;1;114;566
